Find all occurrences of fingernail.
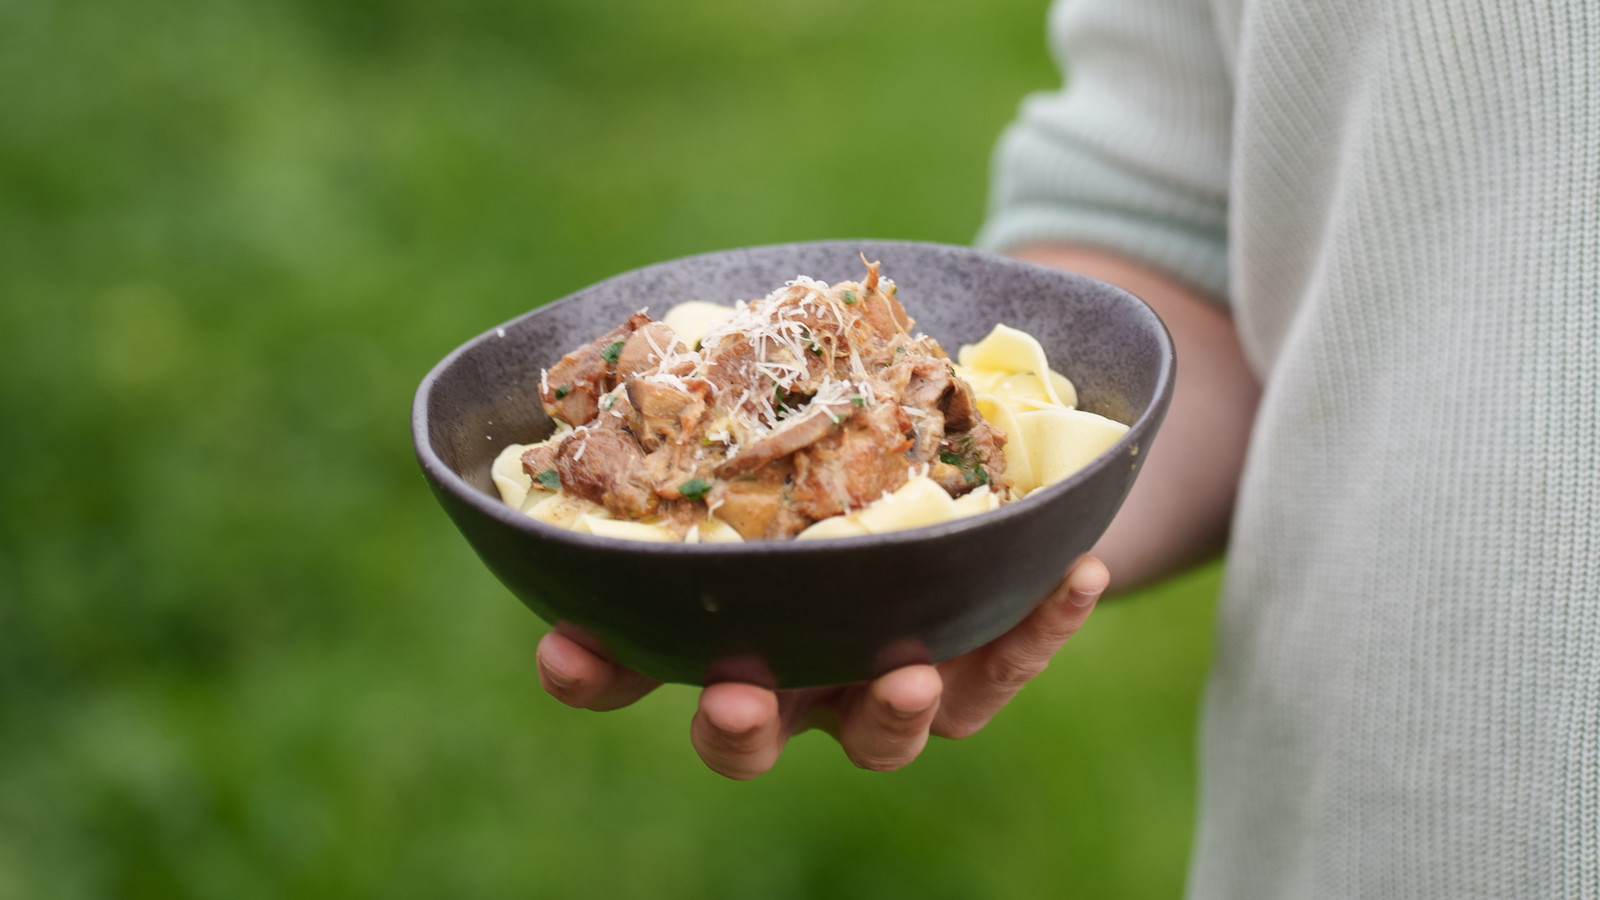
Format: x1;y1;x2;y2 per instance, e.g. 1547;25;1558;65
883;694;933;719
541;663;574;691
1066;587;1099;608
711;717;762;737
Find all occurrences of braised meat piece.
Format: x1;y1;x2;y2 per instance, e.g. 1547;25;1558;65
555;426;658;520
715;407;841;479
539;312;651;427
892;355;998;493
519;440;561;483
902;357;953;413
789;403;916;523
930;420;1008;497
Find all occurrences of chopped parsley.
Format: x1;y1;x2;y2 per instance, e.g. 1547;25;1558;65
601;340;625;365
535;469;561;491
553;384;572;399
851;395;866;407
940;447;990;486
842;289;857;305
678;477;713;501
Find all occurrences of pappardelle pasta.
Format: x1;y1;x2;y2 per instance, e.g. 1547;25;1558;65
492;261;1127;542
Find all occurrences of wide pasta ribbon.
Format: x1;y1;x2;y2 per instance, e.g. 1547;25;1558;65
956;324;1127;496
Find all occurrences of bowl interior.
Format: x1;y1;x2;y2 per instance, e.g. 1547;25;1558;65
422;240;1167;506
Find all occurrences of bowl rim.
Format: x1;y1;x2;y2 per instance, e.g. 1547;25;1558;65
412;239;1174;557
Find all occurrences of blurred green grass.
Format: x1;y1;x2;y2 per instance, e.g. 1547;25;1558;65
0;1;1220;897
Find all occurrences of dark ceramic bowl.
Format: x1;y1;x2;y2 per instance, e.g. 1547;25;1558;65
413;240;1173;688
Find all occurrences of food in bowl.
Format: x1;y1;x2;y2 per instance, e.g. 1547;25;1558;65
490;259;1129;542
413;239;1174;686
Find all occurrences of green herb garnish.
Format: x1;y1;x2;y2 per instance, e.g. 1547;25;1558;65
842;289;857;305
601;340;625;365
940;448;990;486
851;395;866;407
553;384;572;399
535;469;561;491
678;478;713;501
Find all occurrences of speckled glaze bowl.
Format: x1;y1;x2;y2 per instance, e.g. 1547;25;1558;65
413;240;1173;688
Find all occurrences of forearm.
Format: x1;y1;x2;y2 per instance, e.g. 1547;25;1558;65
1009;245;1260;593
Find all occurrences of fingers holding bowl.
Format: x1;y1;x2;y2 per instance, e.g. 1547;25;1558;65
932;555;1107;739
536;630;662;712
536;552;1107;779
837;664;943;772
691;682;785;780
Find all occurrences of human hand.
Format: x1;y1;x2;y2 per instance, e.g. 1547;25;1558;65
535;554;1109;779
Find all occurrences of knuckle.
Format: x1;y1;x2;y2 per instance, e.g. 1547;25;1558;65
981;653;1047;693
934;721;977;741
932;711;989;740
1031;608;1087;646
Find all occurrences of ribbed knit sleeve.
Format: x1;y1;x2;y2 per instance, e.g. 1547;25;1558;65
977;0;1233;302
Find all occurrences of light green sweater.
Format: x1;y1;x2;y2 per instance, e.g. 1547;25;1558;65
980;1;1599;897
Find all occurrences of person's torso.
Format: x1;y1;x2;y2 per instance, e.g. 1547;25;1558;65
1192;2;1600;897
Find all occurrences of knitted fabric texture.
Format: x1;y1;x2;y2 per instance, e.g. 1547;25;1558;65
980;1;1600;897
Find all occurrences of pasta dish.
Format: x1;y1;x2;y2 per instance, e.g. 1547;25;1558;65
492;259;1126;542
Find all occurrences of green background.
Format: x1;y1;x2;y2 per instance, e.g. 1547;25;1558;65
0;1;1221;896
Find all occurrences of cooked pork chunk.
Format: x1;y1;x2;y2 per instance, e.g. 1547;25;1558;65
555;426;658;520
539;312;650;426
789;402;916;523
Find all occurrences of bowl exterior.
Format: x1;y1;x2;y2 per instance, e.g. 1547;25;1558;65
414;240;1172;688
